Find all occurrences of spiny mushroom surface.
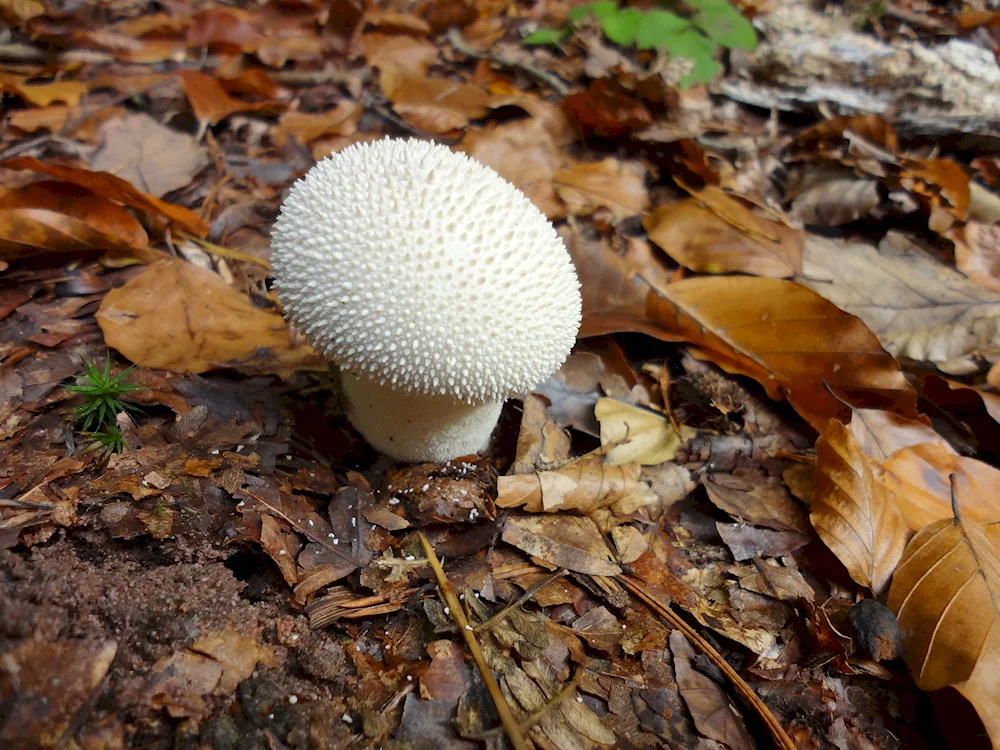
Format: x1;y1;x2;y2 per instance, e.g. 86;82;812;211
271;137;581;462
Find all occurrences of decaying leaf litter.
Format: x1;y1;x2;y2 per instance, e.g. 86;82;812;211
4;0;1000;747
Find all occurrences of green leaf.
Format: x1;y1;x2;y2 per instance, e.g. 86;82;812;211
602;7;642;47
568;1;619;24
635;10;691;50
522;27;569;46
692;0;757;50
663;30;723;87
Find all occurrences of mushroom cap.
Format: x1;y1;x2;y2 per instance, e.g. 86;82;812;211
271;138;582;404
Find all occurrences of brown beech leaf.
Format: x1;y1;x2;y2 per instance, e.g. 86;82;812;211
881;442;1000;532
0;181;149;258
716;523;810;561
501;514;621;575
0;0;44;25
703;468;810;533
96;258;323;375
953;222;1000;293
561;79;651;138
800;232;1000;373
670;630;753;750
641;276;917;430
496;456;657;516
900;156;971;223
847;408;951;462
1;157;207;235
644;196;803;278
272;101;362;146
361;32;438;74
792;114;899;169
380;68;493;134
179;71;284;125
552;158;649;221
887;490;1000;745
812;418;909;595
786;167;881;226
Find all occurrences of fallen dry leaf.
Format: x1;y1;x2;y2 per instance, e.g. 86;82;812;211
953;221;1000;293
1;157;208;235
89;114;210;198
0;73;87;107
594;397;689;466
0;0;44;25
645;193;803;278
96;258;323;375
881;442;1000;532
670;630;753;750
502;514;621;576
0;639;118;746
639;275;918;431
887;490;1000;746
703;467;809;533
812;418;909;595
179;70;284;125
272;101;362;146
786;167;881;226
552;159;649;221
561;79;651;138
0;180;149;259
800;232;1000;373
361;32;439;74
717;522;810;561
380;68;494;134
497;455;657;516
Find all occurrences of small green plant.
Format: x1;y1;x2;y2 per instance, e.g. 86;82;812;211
63;356;144;452
523;0;757;88
80;425;128;455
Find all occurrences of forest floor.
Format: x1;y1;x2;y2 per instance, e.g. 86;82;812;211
3;1;1000;749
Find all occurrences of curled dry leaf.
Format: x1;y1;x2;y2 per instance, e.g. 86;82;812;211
1;156;208;235
594;397;690;466
497;456;658;516
96;258;324;376
501;513;621;576
887;492;1000;745
641;275;918;430
953;222;1000;294
0;180;149;259
0;73;87;107
645;191;804;278
812;418;908;595
800;232;1000;373
552;158;649;221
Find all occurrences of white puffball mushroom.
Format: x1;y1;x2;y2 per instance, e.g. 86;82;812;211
270;138;582;463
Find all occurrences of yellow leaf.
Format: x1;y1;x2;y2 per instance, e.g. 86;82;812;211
594;397;690;466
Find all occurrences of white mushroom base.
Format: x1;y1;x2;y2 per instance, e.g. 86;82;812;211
340;371;503;463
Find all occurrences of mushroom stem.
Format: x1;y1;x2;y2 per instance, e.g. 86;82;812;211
340;371;504;463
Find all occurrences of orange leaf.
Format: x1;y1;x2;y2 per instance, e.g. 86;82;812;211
561;79;651;138
0;156;208;236
640;276;917;429
0;73;87;107
812;418;909;594
0;181;149;258
96;258;323;376
179;70;284;125
552;159;649;221
644;197;802;278
881;443;1000;533
272;101;361;146
381;68;494;134
361;32;438;74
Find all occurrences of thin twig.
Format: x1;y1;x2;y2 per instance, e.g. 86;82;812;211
177;231;272;269
417;531;530;750
447;28;571;97
474;568;567;632
618;575;797;750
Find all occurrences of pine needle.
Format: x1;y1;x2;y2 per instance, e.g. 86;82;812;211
416;531;530;750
